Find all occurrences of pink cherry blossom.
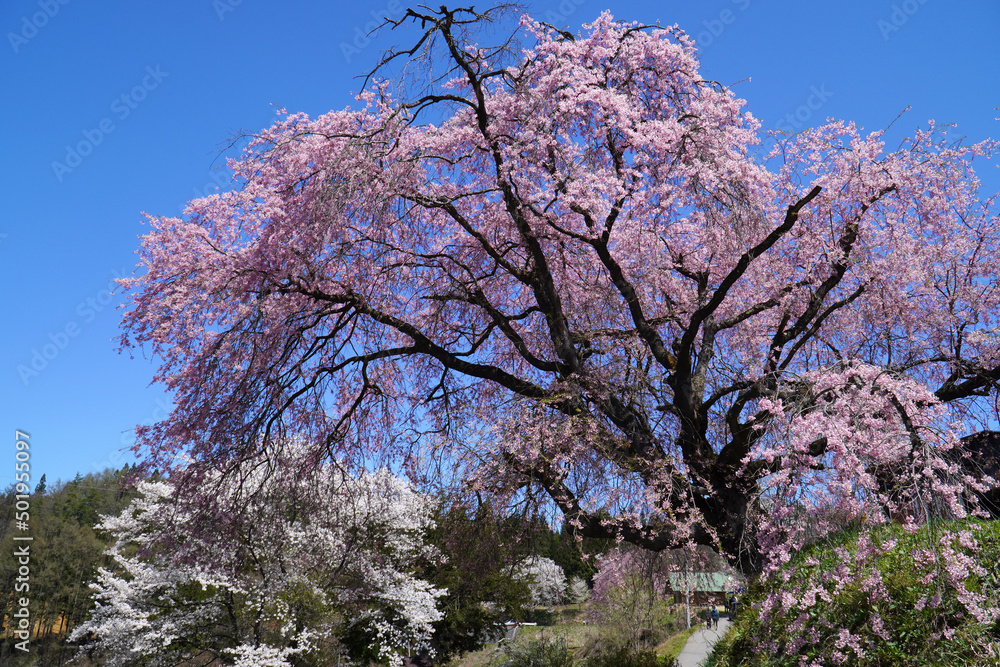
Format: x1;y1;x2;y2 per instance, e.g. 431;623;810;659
117;6;1000;652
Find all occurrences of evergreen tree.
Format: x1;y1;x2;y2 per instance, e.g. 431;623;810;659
0;466;140;663
33;473;46;496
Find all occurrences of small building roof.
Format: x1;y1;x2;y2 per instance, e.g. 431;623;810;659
666;572;738;593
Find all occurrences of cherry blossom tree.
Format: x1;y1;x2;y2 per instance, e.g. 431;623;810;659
119;3;1000;642
566;576;591;604
70;443;444;667
516;556;568;607
589;546;702;650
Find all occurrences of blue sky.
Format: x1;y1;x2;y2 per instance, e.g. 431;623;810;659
2;0;998;488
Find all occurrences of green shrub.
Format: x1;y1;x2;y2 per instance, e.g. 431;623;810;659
581;643;677;667
491;633;574;667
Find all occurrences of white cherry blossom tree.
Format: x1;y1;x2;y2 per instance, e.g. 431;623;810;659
517;556;567;607
70;443;444;667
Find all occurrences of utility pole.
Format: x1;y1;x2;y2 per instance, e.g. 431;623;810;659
684;552;691;630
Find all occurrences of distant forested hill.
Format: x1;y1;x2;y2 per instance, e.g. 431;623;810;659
0;467;140;664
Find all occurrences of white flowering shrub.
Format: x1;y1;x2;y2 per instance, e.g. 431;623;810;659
70;442;444;666
516;556;567;607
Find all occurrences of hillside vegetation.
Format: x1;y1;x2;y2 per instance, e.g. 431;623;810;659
0;468;139;664
708;520;1000;666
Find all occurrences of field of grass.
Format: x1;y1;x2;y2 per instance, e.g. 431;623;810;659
446;603;703;666
655;625;698;663
446;621;599;666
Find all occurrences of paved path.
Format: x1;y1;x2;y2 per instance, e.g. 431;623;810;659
676;617;731;667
